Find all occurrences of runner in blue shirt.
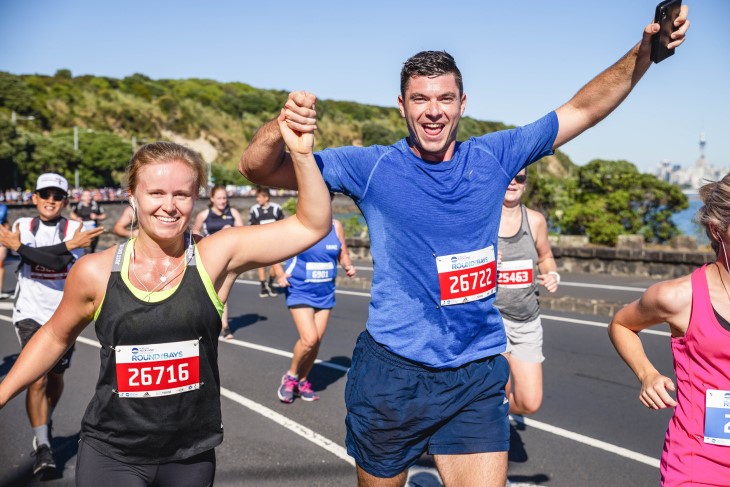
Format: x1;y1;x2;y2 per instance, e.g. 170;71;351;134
273;195;356;403
240;10;690;486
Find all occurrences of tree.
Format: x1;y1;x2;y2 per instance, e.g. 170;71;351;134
556;159;688;245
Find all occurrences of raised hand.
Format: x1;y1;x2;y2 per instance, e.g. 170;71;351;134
0;224;21;251
278;91;317;156
640;4;690;55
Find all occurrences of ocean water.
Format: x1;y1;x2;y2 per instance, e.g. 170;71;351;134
671;194;708;244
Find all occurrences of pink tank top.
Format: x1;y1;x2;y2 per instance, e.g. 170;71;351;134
660;265;730;486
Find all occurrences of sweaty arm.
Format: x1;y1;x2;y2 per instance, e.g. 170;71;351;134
0;256;102;408
608;276;690;409
528;209;558;292
553;6;689;149
240;91;318;190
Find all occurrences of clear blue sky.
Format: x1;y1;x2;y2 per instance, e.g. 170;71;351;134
1;0;728;174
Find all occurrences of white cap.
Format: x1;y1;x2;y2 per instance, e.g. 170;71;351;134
36;173;69;194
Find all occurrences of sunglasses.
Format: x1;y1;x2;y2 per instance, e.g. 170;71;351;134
36;189;67;202
513;174;527;184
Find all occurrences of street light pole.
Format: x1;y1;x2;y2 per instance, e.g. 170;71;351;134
10;111;35;124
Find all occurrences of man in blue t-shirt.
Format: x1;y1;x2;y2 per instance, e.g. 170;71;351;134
240;10;690;486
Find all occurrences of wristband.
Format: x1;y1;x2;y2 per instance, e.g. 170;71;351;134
547;271;561;283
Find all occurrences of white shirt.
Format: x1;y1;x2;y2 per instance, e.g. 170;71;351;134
12;217;83;325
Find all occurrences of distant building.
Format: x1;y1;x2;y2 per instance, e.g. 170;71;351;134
656;133;728;190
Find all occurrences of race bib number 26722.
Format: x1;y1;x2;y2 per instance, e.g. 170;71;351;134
436;246;496;306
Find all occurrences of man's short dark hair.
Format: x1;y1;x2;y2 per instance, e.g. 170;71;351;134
400;51;463;97
256;186;270;197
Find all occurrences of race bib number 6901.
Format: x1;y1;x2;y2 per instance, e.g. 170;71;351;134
115;340;200;398
436;246;496;306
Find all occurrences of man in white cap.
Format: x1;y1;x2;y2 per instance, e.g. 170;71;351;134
0;173;103;476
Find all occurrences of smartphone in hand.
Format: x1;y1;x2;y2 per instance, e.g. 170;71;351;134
651;0;682;63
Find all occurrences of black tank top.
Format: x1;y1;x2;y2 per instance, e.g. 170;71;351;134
203;206;234;235
80;238;223;464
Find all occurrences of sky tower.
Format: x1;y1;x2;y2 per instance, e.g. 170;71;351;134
699;132;706;160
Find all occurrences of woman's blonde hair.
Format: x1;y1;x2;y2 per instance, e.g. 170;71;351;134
697;172;730;254
127;141;207;195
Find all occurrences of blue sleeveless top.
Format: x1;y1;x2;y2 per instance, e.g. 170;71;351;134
203;206;235;235
283;225;340;309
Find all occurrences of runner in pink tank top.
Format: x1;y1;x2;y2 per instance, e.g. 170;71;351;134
609;173;730;486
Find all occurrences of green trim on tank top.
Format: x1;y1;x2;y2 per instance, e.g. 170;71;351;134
93;238;224;321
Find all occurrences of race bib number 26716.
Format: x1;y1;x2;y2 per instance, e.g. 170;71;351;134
436;246;496;306
115;340;200;398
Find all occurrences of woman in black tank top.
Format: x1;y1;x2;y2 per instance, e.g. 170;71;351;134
0;115;332;484
192;185;244;340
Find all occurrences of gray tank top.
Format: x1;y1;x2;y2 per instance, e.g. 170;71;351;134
495;205;540;321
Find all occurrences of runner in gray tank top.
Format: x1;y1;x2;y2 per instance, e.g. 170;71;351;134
496;169;559;416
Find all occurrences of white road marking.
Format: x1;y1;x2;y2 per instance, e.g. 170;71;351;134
542;314;671;337
71;335;355;465
513;416;660;468
220;388;355;466
219;336;350;372
0;302;13;310
559;282;647;292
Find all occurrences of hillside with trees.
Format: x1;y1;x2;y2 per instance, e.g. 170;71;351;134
0;70;687;244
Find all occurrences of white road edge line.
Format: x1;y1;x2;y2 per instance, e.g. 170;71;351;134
542;314;671;337
220;388;355;466
517;416;660;468
69;334;354;466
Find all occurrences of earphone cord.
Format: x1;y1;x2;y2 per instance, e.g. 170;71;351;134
130;232;193;300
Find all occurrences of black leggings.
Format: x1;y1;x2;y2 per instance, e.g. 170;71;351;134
76;440;216;487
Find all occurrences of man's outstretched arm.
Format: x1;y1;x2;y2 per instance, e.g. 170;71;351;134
239;91;317;190
553;5;689;149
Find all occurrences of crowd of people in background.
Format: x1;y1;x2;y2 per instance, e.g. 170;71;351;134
0;185;298;205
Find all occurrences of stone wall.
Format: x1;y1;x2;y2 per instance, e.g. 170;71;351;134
343;235;715;280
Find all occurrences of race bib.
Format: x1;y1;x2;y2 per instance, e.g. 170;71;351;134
305;262;335;283
115;339;200;398
704;389;730;446
82;220;97;231
30;263;68;280
259;218;276;225
497;259;534;289
436;246;496;306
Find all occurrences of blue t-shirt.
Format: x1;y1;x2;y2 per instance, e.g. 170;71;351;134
315;112;558;368
283;225;341;309
0;204;7;225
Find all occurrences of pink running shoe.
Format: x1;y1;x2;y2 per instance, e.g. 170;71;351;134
278;374;299;403
297;380;319;401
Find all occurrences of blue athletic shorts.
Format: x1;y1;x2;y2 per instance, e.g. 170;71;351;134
345;330;510;478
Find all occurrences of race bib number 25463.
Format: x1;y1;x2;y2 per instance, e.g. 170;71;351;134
436;246;496;306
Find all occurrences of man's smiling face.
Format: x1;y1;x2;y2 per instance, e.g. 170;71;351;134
398;73;466;162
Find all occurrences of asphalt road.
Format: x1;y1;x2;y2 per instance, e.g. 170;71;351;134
0;257;676;486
